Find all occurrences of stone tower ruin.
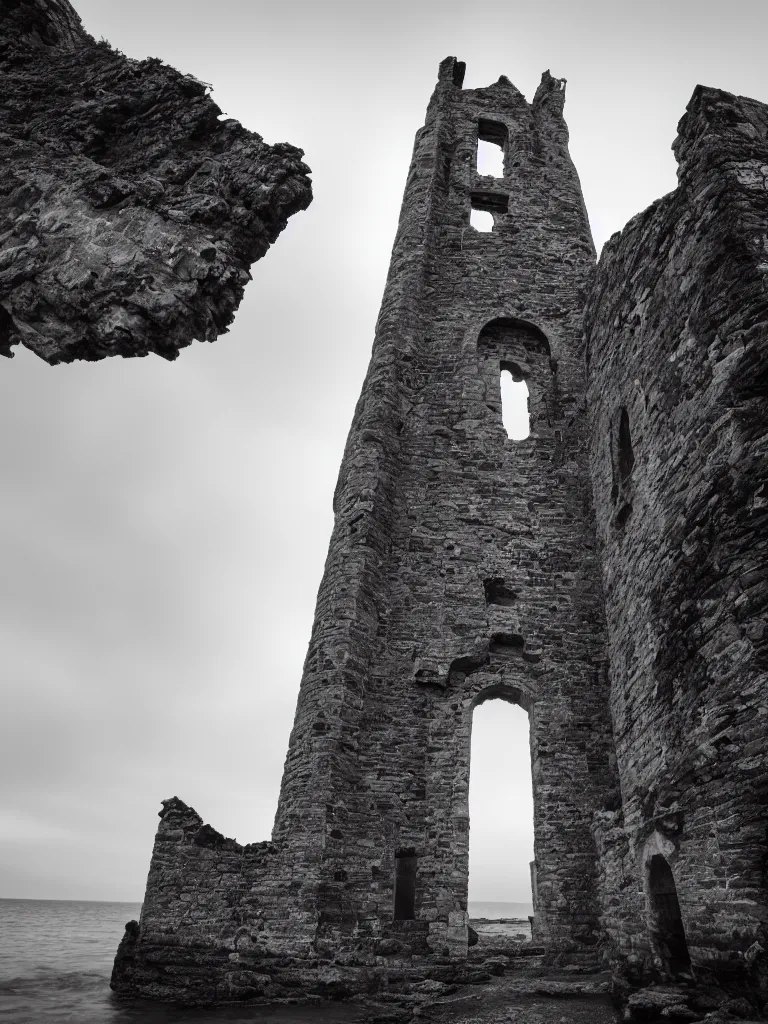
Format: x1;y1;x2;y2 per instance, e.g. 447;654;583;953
269;55;616;957
113;60;768;1009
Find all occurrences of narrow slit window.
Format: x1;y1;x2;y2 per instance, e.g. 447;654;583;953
618;407;635;480
470;209;493;233
477;139;504;178
500;365;530;440
394;849;417;920
648;855;691;977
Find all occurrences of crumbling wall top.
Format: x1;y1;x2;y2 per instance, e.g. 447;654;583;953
434;57;564;111
2;0;86;51
673;83;768;180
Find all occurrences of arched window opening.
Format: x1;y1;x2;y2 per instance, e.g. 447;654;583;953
393;848;417;920
468;699;533;925
648;855;691;977
477;139;504;178
500;365;530;440
470;208;493;233
618;407;635;480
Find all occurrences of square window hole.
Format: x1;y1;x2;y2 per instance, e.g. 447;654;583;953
469;190;508;233
470;209;494;232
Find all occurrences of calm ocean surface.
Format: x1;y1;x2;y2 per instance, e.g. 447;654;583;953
0;899;532;1024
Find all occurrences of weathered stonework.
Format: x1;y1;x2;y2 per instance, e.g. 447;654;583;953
586;84;768;996
111;62;768;1014
0;0;311;362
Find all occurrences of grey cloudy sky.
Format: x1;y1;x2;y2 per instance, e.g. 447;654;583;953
1;0;766;905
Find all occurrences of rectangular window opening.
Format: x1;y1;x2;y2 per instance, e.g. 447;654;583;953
470;208;493;232
470;190;508;234
477;140;504;178
477;119;508;179
484;577;517;606
394;848;417;920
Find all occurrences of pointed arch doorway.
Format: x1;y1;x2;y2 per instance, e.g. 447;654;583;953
648;854;691;977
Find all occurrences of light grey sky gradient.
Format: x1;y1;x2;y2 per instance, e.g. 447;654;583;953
1;0;766;904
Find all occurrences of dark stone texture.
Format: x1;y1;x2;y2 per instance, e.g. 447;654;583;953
0;0;312;363
586;84;768;1005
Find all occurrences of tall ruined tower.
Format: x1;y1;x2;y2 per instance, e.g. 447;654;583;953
272;56;615;954
113;58;616;1002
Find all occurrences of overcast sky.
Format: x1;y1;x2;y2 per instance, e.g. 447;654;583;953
1;0;766;906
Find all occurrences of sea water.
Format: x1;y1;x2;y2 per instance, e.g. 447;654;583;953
0;898;531;1023
0;899;361;1024
467;902;532;921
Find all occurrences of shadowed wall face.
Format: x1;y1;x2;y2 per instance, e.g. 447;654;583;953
586;84;768;987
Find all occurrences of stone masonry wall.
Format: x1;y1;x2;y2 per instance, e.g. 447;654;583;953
111;797;362;1002
585;84;768;987
271;59;616;959
0;0;311;363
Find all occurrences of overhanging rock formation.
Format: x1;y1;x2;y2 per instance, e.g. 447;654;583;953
0;0;312;363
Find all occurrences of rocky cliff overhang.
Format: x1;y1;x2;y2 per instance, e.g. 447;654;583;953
0;0;312;363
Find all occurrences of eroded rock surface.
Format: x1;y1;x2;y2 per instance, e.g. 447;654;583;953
0;0;312;362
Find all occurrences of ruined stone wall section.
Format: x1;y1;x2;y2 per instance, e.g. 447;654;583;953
268;61;465;936
0;0;311;362
585;85;768;981
135;799;247;949
111;797;347;1001
316;65;616;955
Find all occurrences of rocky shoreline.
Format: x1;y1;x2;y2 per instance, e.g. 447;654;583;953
113;905;767;1022
351;919;766;1024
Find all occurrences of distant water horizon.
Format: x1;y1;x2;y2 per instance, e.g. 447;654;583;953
0;897;533;1022
2;895;534;917
468;900;533;920
0;899;358;1023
